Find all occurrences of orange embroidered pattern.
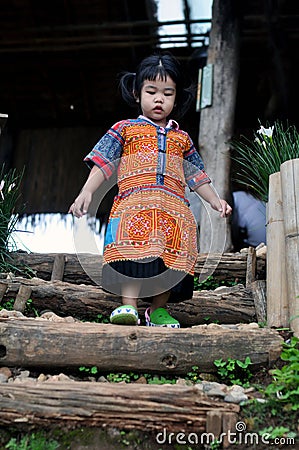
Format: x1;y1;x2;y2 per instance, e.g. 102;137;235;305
84;117;210;277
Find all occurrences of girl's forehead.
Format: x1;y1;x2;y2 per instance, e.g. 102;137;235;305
142;75;176;87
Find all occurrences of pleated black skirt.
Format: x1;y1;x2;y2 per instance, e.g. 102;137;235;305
102;257;194;303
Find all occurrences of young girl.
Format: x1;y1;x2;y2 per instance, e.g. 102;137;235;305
69;52;232;328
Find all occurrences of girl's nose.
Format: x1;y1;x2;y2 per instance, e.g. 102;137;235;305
155;96;163;103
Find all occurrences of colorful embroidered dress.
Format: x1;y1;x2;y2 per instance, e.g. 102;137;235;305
84;115;210;301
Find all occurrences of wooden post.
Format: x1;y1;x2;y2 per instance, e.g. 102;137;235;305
0;283;7;302
246;247;256;288
51;254;65;281
251;280;267;324
266;172;288;327
222;412;238;449
198;0;240;252
280;159;299;336
13;285;32;312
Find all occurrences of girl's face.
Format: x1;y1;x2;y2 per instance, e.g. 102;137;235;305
138;75;176;127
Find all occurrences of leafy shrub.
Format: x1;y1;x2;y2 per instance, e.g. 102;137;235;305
264;337;299;410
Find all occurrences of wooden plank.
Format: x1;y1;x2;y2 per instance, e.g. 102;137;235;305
1;277;256;325
0;318;283;373
0;381;239;431
280;158;299;336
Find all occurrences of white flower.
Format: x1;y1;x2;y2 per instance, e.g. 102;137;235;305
8;182;16;192
0;179;4;200
255;136;267;149
257;125;274;138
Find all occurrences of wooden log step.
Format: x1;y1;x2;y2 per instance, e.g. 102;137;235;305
9;251;266;285
0;318;282;373
0;381;239;432
1;277;256;325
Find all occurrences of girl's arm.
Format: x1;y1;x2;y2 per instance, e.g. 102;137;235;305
194;183;232;218
69;165;105;218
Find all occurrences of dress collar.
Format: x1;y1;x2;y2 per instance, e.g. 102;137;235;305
138;115;180;130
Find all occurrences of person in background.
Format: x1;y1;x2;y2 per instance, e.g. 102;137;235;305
231;190;266;251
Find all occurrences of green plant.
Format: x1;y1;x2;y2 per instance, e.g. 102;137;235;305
25;298;39;316
0;163;25;273
214;356;253;386
5;432;59;450
106;371;140;383
264;337;299;410
146;374;176;385
194;275;241;291
209;439;221;450
0;298;14;311
79;365;99;376
94;313;110;324
230;121;299;202
258;425;295;440
186;365;201;383
104;371;177;384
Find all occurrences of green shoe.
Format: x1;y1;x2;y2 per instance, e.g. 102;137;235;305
110;305;139;325
145;307;180;328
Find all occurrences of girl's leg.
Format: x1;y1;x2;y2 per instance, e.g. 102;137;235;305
146;290;180;328
150;291;170;312
121;281;141;309
110;281;141;325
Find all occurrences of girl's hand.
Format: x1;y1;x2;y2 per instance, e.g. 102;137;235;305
211;198;232;218
68;190;92;218
194;184;232;218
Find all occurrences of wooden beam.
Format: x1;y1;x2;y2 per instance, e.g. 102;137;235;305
1;277;256;325
0;318;283;373
9;251;265;285
0;381;239;431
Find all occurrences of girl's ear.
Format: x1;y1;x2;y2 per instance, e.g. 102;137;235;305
133;90;139;103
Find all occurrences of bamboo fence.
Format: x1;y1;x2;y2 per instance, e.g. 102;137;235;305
267;158;299;336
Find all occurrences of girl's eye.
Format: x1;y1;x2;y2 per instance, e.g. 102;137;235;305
146;91;155;95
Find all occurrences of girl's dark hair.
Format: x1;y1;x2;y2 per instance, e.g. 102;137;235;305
119;52;195;119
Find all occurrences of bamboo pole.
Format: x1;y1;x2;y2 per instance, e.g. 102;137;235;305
280;159;299;336
266;172;288;327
